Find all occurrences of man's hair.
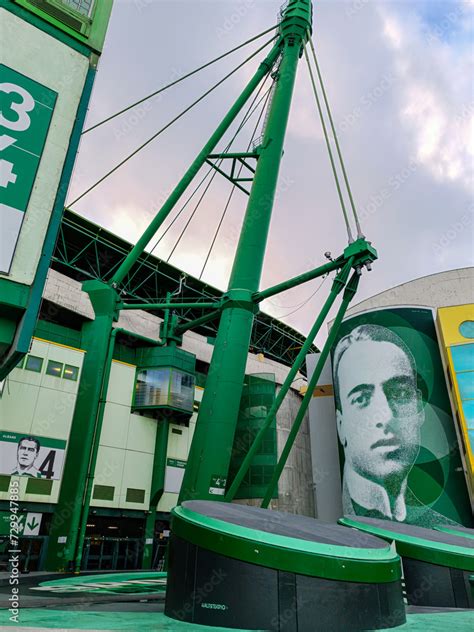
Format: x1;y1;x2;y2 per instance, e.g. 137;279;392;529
18;436;40;453
332;324;417;412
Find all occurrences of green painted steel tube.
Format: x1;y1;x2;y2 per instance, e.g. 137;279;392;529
174;308;222;336
261;271;361;508
142;417;170;569
179;15;310;503
254;257;342;303
121;301;221;311
72;327;163;572
225;260;353;501
73;325;118;572
111;42;282;287
45;309;115;571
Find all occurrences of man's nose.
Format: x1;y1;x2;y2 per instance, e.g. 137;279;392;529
373;388;392;429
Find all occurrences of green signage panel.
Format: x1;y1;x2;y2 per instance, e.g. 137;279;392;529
0;64;57;273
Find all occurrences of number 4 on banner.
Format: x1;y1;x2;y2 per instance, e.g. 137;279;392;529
0;158;17;187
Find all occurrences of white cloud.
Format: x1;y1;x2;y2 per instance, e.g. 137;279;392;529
379;5;473;191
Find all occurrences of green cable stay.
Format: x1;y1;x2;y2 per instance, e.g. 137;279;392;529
199;84;274;280
81;24;279;135
165;78;275;265
225;32;373;505
306;33;364;238
67;35;276;209
123;74;275;296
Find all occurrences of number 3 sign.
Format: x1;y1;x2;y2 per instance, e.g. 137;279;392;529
0;65;57;273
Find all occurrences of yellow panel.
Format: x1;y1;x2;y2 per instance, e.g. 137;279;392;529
437;304;474;346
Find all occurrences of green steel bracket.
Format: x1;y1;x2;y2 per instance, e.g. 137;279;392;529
83;279;120;320
160;313;183;346
261;269;361;508
222;289;259;313
253;239;377;304
205;152;260;196
343;238;378;269
279;0;313;43
174;308;222;336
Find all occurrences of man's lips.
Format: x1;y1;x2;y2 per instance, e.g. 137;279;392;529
371;437;401;450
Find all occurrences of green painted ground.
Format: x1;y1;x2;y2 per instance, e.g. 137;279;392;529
0;609;473;631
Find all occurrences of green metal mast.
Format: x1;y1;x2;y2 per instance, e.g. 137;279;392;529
44;13;283;572
179;0;313;503
44;0;378;572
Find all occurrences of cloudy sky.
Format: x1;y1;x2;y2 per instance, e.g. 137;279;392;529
67;0;473;346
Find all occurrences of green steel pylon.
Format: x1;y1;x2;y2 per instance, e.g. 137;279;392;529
179;0;313;502
45;0;376;571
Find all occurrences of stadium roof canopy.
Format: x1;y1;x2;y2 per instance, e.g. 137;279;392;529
51;210;316;371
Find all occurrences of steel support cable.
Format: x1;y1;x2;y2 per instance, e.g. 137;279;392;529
125;75;274;293
267;274;328;318
67;37;275;209
164;81;274;266
307;34;364;238
199;78;274;280
303;45;353;243
82;24;279;135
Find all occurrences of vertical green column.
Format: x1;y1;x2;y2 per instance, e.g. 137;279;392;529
44;281;119;571
142;417;170;569
179;1;312;503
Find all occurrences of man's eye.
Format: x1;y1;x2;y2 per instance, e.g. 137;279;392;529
391;385;416;403
351;392;371;407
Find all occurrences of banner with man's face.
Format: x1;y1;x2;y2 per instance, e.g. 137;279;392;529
331;307;472;527
0;432;66;480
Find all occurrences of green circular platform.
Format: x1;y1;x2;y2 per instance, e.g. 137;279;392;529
172;502;401;582
339;517;474;571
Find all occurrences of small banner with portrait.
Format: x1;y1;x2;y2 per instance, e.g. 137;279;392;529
0;432;66;480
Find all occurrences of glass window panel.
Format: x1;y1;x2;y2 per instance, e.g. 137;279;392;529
25;356;43;373
63;365;79;381
168;370;195;412
46;360;63;377
462;400;474;428
456;372;474;401
451;343;474;373
60;0;94;17
135;368;170;407
459;321;474;339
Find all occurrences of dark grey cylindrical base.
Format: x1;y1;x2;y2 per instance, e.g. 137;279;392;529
165;534;405;631
402;557;473;609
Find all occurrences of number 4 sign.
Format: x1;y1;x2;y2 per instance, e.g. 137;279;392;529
0;65;57;273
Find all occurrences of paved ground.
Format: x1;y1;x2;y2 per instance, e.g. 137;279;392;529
0;571;472;631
